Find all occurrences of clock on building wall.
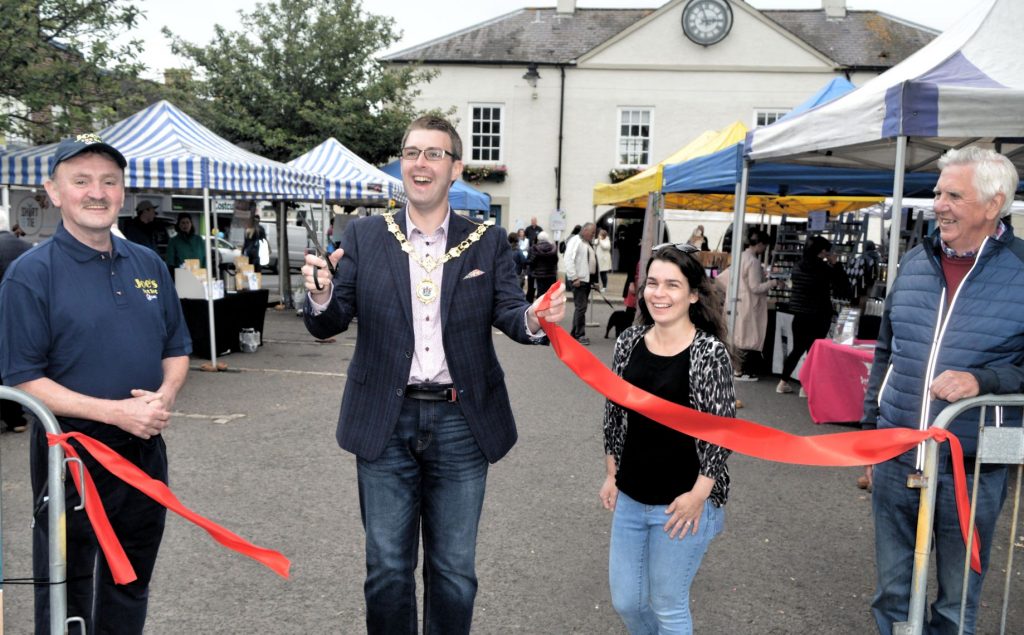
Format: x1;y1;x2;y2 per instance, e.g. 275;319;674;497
681;0;733;46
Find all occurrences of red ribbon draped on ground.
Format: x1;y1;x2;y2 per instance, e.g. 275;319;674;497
48;431;291;584
536;283;981;573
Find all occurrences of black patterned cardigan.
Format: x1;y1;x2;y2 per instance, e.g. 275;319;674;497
602;324;736;507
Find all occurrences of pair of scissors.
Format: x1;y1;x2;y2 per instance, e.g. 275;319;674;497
302;215;337;291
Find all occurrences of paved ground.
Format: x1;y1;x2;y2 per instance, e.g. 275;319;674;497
2;294;1022;633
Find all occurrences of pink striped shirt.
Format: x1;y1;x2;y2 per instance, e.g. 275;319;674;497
406;213;451;384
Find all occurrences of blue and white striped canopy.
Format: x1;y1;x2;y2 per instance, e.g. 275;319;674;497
289;137;405;204
0;100;323;198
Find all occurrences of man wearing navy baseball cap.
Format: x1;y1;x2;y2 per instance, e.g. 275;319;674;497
0;133;191;633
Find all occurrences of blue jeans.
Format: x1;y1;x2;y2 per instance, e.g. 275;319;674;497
871;451;1008;635
356;398;489;635
609;492;725;635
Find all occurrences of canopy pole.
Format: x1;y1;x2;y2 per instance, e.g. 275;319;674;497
886;135;908;292
203;187;219;368
278;201;293;308
726;161;750;342
2;185;9;222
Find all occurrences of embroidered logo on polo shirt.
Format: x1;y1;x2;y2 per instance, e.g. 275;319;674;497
135;278;159;301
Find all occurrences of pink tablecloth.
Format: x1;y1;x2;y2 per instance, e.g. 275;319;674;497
799;339;876;424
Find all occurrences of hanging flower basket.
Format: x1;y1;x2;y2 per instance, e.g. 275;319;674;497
608;167;642;183
463;165;508;183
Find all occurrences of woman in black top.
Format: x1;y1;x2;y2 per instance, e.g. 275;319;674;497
600;243;736;634
777;236;852;394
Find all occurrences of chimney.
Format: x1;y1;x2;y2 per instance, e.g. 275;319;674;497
557;0;576;15
823;0;846;19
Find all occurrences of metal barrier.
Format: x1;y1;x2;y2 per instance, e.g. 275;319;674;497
0;385;86;634
894;394;1024;635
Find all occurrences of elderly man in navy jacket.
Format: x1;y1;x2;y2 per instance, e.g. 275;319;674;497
303;115;565;635
861;147;1023;635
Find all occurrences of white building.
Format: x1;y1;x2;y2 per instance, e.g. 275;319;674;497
383;0;936;264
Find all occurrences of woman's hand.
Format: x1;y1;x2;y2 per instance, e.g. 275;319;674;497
663;491;706;538
599;474;618;511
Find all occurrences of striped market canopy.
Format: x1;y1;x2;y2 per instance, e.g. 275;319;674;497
0;100;323;198
288;137;405;204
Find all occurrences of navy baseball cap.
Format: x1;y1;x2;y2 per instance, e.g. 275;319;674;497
50;133;127;176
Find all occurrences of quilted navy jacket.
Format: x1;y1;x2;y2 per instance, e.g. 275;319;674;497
862;220;1024;457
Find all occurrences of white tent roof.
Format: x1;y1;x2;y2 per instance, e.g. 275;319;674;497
745;0;1024;172
0;100;323;198
288;137;405;204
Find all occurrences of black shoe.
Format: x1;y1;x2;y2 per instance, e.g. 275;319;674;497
577;336;591;346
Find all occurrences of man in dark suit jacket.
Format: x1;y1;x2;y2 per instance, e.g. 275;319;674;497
303;115;566;635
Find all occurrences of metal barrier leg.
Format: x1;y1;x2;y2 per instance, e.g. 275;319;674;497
894;440;940;635
0;386;74;634
999;465;1022;635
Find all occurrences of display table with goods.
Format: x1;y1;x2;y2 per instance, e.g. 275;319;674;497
180;289;270;359
798;338;876;424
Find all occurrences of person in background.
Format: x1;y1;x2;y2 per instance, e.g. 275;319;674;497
165;213;205;269
243;216;264;269
0;212;32;433
597;227;613;292
0;134;190;633
861;147;1023;635
122;200;161;251
508;231;528;289
528;231;559;299
687;224;710;252
523;216;544;300
776;236;851;394
733;230;777;381
600;243;735;634
566;222;598;345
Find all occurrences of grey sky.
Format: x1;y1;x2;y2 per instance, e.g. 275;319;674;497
130;0;976;81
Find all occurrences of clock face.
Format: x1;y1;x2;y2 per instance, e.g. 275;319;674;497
682;0;734;46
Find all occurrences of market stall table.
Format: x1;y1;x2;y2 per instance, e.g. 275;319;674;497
180;289;270;359
798;338;876;424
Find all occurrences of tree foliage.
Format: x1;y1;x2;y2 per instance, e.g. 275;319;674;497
0;0;148;144
164;0;433;165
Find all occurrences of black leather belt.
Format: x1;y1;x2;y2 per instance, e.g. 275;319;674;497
405;383;458;402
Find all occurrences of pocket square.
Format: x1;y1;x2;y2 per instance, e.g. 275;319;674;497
463;269;486;279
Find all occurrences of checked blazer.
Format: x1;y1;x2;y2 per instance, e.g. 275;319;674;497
304;210;546;463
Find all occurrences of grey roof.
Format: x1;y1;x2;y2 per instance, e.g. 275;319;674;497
382;8;654;65
382;6;937;70
762;10;938;69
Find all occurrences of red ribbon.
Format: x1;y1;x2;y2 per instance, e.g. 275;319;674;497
536;283;981;573
48;432;291;584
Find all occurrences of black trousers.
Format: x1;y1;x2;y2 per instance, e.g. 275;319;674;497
781;313;833;381
31;425;168;635
571;281;591;339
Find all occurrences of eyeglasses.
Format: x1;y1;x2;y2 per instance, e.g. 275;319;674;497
653;242;700;255
401;146;460;162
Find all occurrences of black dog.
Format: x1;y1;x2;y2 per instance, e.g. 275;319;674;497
605;309;635;339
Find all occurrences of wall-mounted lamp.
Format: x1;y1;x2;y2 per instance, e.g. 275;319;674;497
523;63;541;89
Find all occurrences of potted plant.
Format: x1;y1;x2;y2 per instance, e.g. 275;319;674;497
462;164;508;183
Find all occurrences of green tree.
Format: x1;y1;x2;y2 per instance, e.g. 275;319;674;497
164;0;433;164
0;0;147;145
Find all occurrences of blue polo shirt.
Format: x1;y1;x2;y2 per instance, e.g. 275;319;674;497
0;223;191;445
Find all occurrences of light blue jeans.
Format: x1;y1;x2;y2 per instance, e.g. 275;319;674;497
609;492;725;634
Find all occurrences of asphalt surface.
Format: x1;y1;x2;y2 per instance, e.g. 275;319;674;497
2;289;1022;633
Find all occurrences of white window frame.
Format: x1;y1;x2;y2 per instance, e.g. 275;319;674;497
753;109;790;128
616;107;653;168
468;103;504;163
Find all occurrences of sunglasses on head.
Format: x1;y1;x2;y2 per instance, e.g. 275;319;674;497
653;242;700;255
